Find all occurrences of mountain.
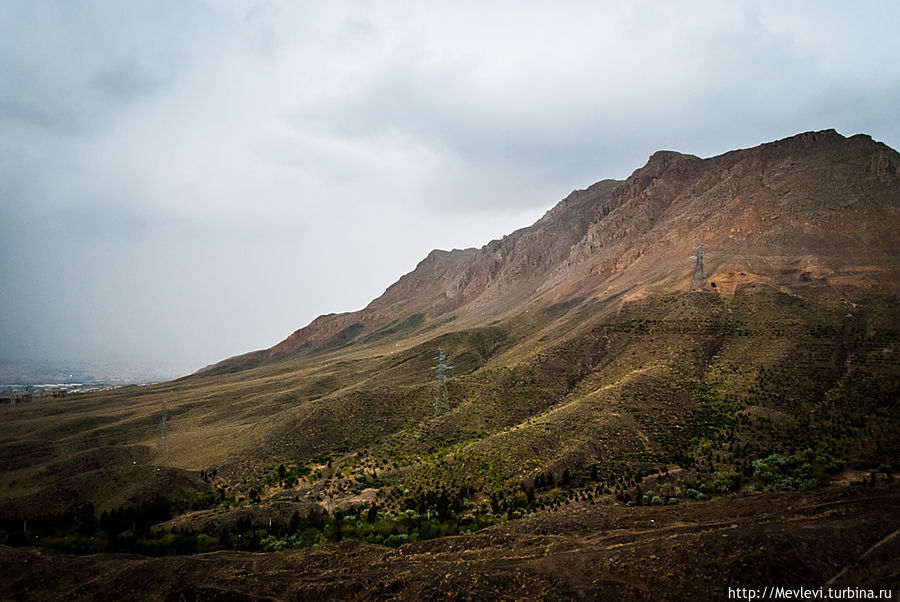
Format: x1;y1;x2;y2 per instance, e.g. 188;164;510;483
2;130;898;600
208;129;899;372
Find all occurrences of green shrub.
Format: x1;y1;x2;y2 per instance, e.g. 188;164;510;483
708;471;741;493
685;488;706;501
752;454;819;490
384;533;408;547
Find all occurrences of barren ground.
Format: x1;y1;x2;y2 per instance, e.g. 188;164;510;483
2;484;897;601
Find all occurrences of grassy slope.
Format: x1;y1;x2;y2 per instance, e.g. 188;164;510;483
1;281;897;516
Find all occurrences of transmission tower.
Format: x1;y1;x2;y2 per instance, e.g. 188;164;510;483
690;240;707;290
156;401;169;467
431;349;453;416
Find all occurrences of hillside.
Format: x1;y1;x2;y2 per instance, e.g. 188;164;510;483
1;129;898;599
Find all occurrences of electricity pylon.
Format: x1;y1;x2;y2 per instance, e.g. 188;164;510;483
431;350;453;416
156;401;169;467
690;240;707;290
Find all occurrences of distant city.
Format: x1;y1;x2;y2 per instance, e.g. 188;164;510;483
0;358;187;396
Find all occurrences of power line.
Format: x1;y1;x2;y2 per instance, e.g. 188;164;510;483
431;349;453;416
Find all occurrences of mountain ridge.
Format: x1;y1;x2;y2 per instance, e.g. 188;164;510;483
203;128;900;374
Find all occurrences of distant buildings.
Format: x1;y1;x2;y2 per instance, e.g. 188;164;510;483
0;392;33;404
0;383;116;403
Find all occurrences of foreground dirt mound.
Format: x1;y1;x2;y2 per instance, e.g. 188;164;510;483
2;485;897;601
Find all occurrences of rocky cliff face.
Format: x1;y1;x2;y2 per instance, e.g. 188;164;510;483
208;129;900;370
542;130;900;299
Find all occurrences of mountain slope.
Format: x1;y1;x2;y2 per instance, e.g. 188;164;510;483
2;130;899;601
2;129;898;520
207;129;899;375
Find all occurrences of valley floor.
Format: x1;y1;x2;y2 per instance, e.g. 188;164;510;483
2;484;897;601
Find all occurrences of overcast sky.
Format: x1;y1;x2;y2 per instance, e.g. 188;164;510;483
2;1;899;379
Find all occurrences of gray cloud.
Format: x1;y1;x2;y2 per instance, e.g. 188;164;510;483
91;59;169;102
2;1;899;378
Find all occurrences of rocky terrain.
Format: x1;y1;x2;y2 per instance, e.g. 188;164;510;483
209;129;899;368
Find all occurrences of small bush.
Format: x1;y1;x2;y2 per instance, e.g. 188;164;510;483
708;471;741;494
685;488;707;501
